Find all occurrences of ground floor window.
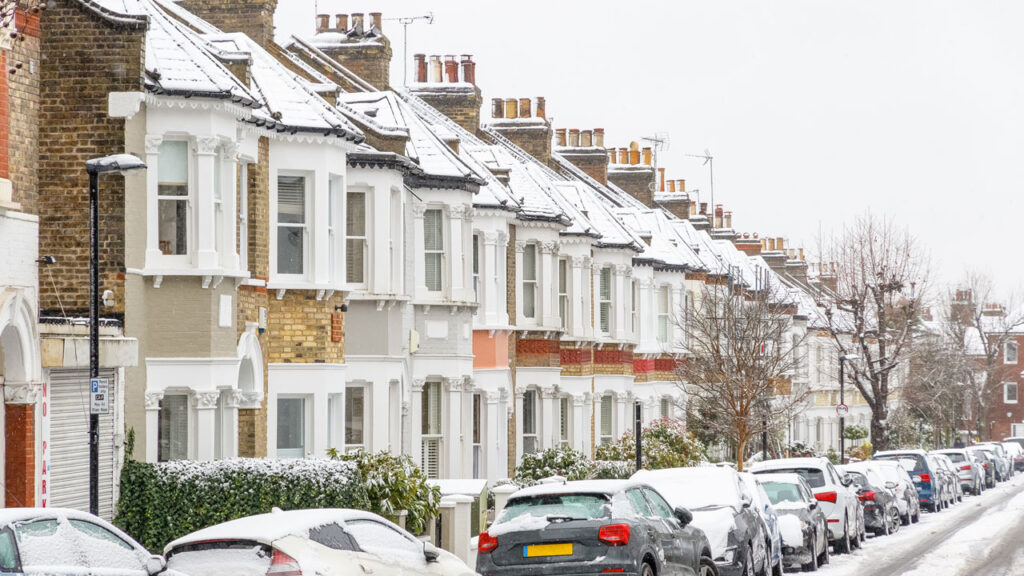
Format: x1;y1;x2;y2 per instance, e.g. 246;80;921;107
422;381;442;479
158;394;189;462
660;397;672;419
346;386;366;452
559;396;571;447
277;396;306;458
472;393;483;479
522;390;538;454
600;394;614;445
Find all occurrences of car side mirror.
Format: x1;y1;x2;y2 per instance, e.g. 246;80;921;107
424;542;441;562
809;501;818;509
674;507;693;527
840;476;853;487
145;555;167;576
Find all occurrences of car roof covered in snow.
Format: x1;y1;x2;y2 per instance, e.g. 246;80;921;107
509;480;644;499
749;457;832;472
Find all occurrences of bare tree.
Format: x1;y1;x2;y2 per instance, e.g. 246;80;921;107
818;213;928;452
676;282;808;471
944;273;1024;440
901;320;970;448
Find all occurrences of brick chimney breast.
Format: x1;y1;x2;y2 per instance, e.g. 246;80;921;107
176;0;280;49
409;53;483;134
308;9;393;89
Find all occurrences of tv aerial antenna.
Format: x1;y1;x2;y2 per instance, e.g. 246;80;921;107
643;132;670;192
383;12;435;85
685;148;714;217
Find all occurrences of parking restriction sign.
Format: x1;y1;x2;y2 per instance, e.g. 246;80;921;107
835;403;849;417
90;378;109;415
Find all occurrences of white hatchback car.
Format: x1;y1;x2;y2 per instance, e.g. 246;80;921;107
164;508;475;576
750;457;862;554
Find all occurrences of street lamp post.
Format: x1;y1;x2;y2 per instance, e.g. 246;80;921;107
85;154;146;516
635;401;643;472
839;353;859;464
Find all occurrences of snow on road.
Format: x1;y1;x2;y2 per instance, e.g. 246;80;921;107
814;474;1024;576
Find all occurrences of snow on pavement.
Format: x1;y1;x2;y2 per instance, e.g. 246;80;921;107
815;474;1024;576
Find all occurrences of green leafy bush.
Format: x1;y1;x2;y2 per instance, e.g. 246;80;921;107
115;453;369;552
328;449;440;534
590;460;635;479
596;418;705;470
514;446;593;485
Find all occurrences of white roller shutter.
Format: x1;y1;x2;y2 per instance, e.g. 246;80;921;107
48;369;118;519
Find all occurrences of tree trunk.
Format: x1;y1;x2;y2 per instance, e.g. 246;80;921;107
736;434;748;472
871;402;889;453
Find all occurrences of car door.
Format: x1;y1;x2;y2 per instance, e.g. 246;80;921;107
643;488;696;576
736;475;765;566
343;518;432;576
626;489;674;575
827;462;856;526
15;517;150;576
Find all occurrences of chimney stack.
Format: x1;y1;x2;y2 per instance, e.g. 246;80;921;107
519;98;532;118
504;98;518;118
594;128;604;147
444;55;458;82
351;13;364;34
556;128;567;147
460;55;476;85
568;129;580;147
370;12;382;31
430;55;442;82
414;54;427;83
580;129;593;147
336;14;348;31
317;14;330;33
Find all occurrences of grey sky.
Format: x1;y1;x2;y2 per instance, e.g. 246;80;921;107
275;1;1024;293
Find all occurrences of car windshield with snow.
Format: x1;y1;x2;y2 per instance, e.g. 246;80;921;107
477;479;717;576
633;467;768;576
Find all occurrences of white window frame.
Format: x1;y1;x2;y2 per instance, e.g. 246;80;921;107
599;266;613;336
558;257;569;330
275;171;311;280
276;395;310;459
423;208;445;293
471;393;483;479
660;397;672;419
157;393;192;462
1005;341;1019;365
239;163;249;273
657;285;670;345
345;186;368;287
630;280;638;336
522;243;538;319
472;234;481;304
345;385;367;452
422;381;443;478
600;394;614;445
155;139;193;265
1005;382;1019;404
559;395;571;447
522;389;538;454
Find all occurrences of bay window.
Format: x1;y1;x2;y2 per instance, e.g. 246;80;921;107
522;390;538;454
657;286;670;344
472;234;481;303
346;191;367;284
157;394;189;462
421;381;442;478
558;258;569;329
277;396;306;458
424;209;444;292
599;267;612;335
523;244;537;319
472;393;482;478
600;394;614;445
345;386;366;451
277;175;307;276
157;141;189;256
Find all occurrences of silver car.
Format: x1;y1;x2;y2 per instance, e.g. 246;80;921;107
934;449;984;496
873;459;921;524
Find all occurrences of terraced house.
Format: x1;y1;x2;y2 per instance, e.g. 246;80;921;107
14;0;877;519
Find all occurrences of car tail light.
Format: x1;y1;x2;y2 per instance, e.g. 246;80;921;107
814;491;838;503
959;464;971;471
915;474;931;483
858;491;876;502
984;463;990;468
598;524;631;546
478;532;498;554
266;549;302;576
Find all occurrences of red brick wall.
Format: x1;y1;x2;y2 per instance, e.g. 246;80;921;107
0;51;9;181
517;337;560;368
7;7;43;212
560;344;594;377
5;404;35;507
987;334;1024;440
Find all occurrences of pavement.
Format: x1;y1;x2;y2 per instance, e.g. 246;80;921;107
812;474;1024;576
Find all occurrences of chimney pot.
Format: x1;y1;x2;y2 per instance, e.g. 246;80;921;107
580;129;593;147
608;150;616;164
444;55;458;82
629;141;640;152
555;128;567;147
351;13;364;33
700;202;708;215
460;55;476;85
724;211;733;229
668;180;676;193
535;97;546;119
677;179;685;192
414;53;427;83
619;148;629;164
504;98;518;119
629;149;640;165
429;55;442;82
593;128;604;147
491;98;505;119
317;14;330;33
768;238;775;250
568;129;580;147
519;97;532;118
369;12;382;31
335;14;348;30
658;167;665;192
690;202;698;216
642;147;652;165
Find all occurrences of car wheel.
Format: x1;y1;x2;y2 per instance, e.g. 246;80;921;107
913;504;921;523
744;543;756;576
802;531;820;572
890;507;901;535
641;561;656;576
700;556;718;576
772;556;784;576
818;534;830;566
834;517;851;554
760;540;772;576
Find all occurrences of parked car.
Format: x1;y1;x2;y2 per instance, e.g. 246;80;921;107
477;479;718;576
755;473;830;572
873;459;921;524
0;508;167;575
934;448;985;496
838;463;902;537
874;450;943;512
967;447;997;488
976;443;1011;481
930;453;964;503
739;472;784;576
165;508;474;576
633;467;763;576
1003;436;1024;470
749;457;862;554
1000;441;1024;473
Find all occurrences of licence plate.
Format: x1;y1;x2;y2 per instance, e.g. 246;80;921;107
523;543;573;557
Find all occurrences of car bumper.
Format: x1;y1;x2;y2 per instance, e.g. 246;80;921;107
862;506;886;529
716;560;746;576
477;564;638;576
781;544;814;569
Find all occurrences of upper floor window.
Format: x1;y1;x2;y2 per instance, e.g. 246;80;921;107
600;394;614;445
630;280;638;335
472;234;481;303
1005;342;1019;364
346;191;367;284
522;244;538;319
277;175;307;276
1005;382;1018;404
657;286;670;344
558;258;569;329
424;209;444;292
158;141;189;256
599;267;613;334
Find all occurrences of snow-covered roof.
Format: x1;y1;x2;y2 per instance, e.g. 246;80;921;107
76;0;148;25
615;208;702;270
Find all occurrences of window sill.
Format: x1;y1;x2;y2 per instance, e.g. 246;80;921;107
266;281;346;301
127;267;250;289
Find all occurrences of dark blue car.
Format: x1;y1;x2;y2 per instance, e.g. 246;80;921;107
873;450;941;512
